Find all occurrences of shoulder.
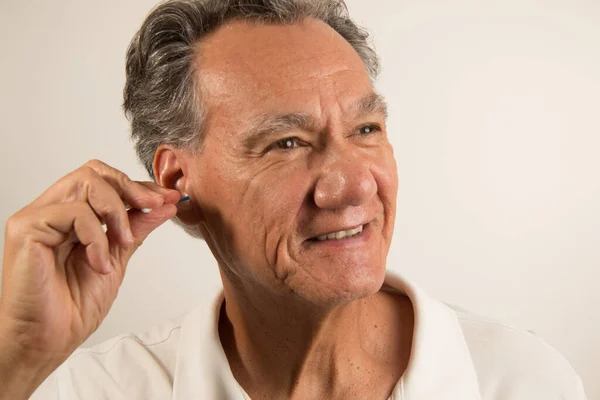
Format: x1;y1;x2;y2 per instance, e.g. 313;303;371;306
70;315;183;363
450;306;587;399
31;317;184;400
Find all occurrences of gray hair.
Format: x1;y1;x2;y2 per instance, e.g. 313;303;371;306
123;0;380;238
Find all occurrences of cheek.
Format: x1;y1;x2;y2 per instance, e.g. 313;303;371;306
379;154;398;202
370;147;398;230
238;162;311;256
369;143;398;193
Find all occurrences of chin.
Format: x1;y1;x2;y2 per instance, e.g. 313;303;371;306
337;263;387;303
294;260;388;308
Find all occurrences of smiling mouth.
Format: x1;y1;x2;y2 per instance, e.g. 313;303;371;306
308;224;367;242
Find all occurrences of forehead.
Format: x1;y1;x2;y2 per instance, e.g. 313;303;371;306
194;18;373;122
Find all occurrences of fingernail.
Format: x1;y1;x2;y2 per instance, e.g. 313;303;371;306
141;208;152;214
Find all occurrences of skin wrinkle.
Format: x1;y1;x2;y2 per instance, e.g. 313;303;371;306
205;43;367;113
158;18;411;399
242;113;316;152
250;162;305;283
244;152;309;280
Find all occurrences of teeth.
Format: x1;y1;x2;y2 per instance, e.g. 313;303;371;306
315;225;364;241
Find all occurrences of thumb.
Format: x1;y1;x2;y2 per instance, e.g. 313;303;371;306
113;203;178;270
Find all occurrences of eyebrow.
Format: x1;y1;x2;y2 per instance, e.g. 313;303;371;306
354;92;388;120
242;92;388;150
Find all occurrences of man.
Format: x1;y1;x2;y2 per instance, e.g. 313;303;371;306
0;0;587;399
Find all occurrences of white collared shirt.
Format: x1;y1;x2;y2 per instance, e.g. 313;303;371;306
31;272;587;399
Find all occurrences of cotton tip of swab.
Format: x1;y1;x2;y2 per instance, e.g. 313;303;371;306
141;208;152;214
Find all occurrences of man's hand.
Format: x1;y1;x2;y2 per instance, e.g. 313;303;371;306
0;159;180;399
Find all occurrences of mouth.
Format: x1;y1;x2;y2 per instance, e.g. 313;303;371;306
307;223;369;242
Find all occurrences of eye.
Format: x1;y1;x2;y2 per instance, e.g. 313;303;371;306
266;137;302;152
356;124;381;135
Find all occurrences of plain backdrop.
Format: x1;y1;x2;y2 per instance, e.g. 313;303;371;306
1;0;598;397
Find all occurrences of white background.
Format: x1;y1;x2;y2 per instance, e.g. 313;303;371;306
1;0;598;397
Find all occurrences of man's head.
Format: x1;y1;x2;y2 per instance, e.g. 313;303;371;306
124;0;398;306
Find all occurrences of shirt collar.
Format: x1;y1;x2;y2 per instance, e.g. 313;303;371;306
172;272;481;400
384;273;482;399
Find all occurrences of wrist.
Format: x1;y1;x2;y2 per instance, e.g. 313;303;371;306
0;322;63;399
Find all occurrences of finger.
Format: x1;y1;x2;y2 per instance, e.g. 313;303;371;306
33;160;165;213
101;176;166;212
65;169;135;246
81;161;174;210
31;164;154;245
128;203;178;238
113;203;178;270
137;182;181;205
23;202;111;275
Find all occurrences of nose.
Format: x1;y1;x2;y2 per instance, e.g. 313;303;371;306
313;151;377;210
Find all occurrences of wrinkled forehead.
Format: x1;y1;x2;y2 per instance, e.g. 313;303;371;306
194;18;373;121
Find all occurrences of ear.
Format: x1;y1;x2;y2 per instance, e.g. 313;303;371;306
153;145;204;226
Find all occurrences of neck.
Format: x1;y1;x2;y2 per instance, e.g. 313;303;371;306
218;271;414;399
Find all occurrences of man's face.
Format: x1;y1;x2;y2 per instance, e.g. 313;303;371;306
187;19;397;305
